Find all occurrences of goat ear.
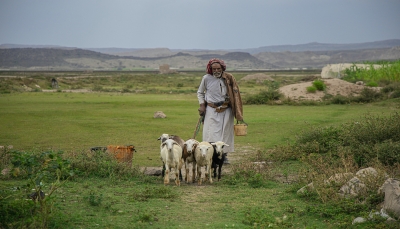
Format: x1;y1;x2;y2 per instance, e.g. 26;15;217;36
157;137;161;140
211;142;216;146
224;143;230;147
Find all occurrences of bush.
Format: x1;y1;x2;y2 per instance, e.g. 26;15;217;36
306;86;317;93
331;95;350;104
271;112;400;167
352;87;382;103
366;81;378;87
244;87;282;105
1;150;74;228
312;80;326;91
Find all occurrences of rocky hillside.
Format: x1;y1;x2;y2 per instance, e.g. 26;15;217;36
0;41;399;70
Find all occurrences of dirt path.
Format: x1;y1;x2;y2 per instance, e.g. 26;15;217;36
142;143;258;184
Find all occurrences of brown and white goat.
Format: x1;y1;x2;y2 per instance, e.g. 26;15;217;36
183;139;199;183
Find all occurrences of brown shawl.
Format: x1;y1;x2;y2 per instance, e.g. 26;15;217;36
222;72;243;121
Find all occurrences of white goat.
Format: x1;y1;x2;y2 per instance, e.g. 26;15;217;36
157;133;185;180
160;139;183;186
183;139;199;183
194;141;214;185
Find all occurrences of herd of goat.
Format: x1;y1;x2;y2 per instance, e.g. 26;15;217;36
158;133;229;186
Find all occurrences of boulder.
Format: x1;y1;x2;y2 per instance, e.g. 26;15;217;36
378;178;400;219
339;177;367;197
154;111;166;118
356;167;378;178
141;167;162;176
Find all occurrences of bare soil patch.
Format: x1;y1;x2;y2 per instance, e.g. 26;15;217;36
279;78;373;101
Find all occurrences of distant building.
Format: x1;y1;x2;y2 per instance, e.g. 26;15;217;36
159;64;177;74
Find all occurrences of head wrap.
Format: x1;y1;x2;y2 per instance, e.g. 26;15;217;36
206;58;226;75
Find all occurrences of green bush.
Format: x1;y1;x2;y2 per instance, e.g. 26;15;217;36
344;60;400;83
244;88;282;104
331;95;350;104
306;86;317;93
0;188;36;228
366;81;378;87
352;87;382;103
312;80;326;91
271;112;400;167
1;150;74;228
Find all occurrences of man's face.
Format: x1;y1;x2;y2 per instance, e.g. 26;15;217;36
211;63;222;78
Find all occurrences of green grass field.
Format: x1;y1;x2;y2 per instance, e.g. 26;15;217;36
1;92;397;167
1;71;400;228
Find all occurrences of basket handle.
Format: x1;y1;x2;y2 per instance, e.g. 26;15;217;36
236;119;248;126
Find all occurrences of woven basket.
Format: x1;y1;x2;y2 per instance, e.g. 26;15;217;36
234;124;247;136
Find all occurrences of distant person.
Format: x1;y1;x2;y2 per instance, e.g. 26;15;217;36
197;58;244;164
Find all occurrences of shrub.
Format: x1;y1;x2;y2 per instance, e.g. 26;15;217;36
0;188;36;228
306;86;317;93
66;149;142;179
312;80;326;91
300;113;399;167
352;87;382;103
2;150;74;228
244;88;282;104
331;95;350;104
366;81;378;87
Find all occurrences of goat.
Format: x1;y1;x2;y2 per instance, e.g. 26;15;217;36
194;141;214;185
183;139;199;183
157;133;184;180
160;139;183;186
210;141;229;181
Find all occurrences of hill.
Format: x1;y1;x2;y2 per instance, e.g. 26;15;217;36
0;40;399;70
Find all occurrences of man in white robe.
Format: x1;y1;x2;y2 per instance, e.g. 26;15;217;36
197;58;243;164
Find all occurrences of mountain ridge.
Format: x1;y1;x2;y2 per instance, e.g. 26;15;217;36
0;39;399;70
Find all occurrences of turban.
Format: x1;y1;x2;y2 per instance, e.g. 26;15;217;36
206;58;226;75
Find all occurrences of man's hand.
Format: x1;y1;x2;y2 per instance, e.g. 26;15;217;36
198;103;206;116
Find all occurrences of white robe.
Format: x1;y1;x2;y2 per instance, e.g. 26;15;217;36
197;74;234;153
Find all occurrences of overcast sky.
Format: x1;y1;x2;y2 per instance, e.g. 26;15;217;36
0;0;399;50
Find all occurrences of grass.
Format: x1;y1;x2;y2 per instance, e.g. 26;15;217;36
1;176;345;228
1;71;400;228
343;60;400;84
1;92;397;167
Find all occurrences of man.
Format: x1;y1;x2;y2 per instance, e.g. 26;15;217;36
197;58;244;164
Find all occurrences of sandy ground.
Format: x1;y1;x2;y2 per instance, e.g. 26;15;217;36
279;78;372;101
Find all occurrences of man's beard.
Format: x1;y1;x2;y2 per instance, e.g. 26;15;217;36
213;71;222;78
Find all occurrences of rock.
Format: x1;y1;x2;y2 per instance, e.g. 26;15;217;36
378;178;400;219
324;172;354;186
356;167;378;178
297;182;314;195
142;167;162;176
154;111;166;118
339;177;367;197
1;168;10;176
352;217;366;224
